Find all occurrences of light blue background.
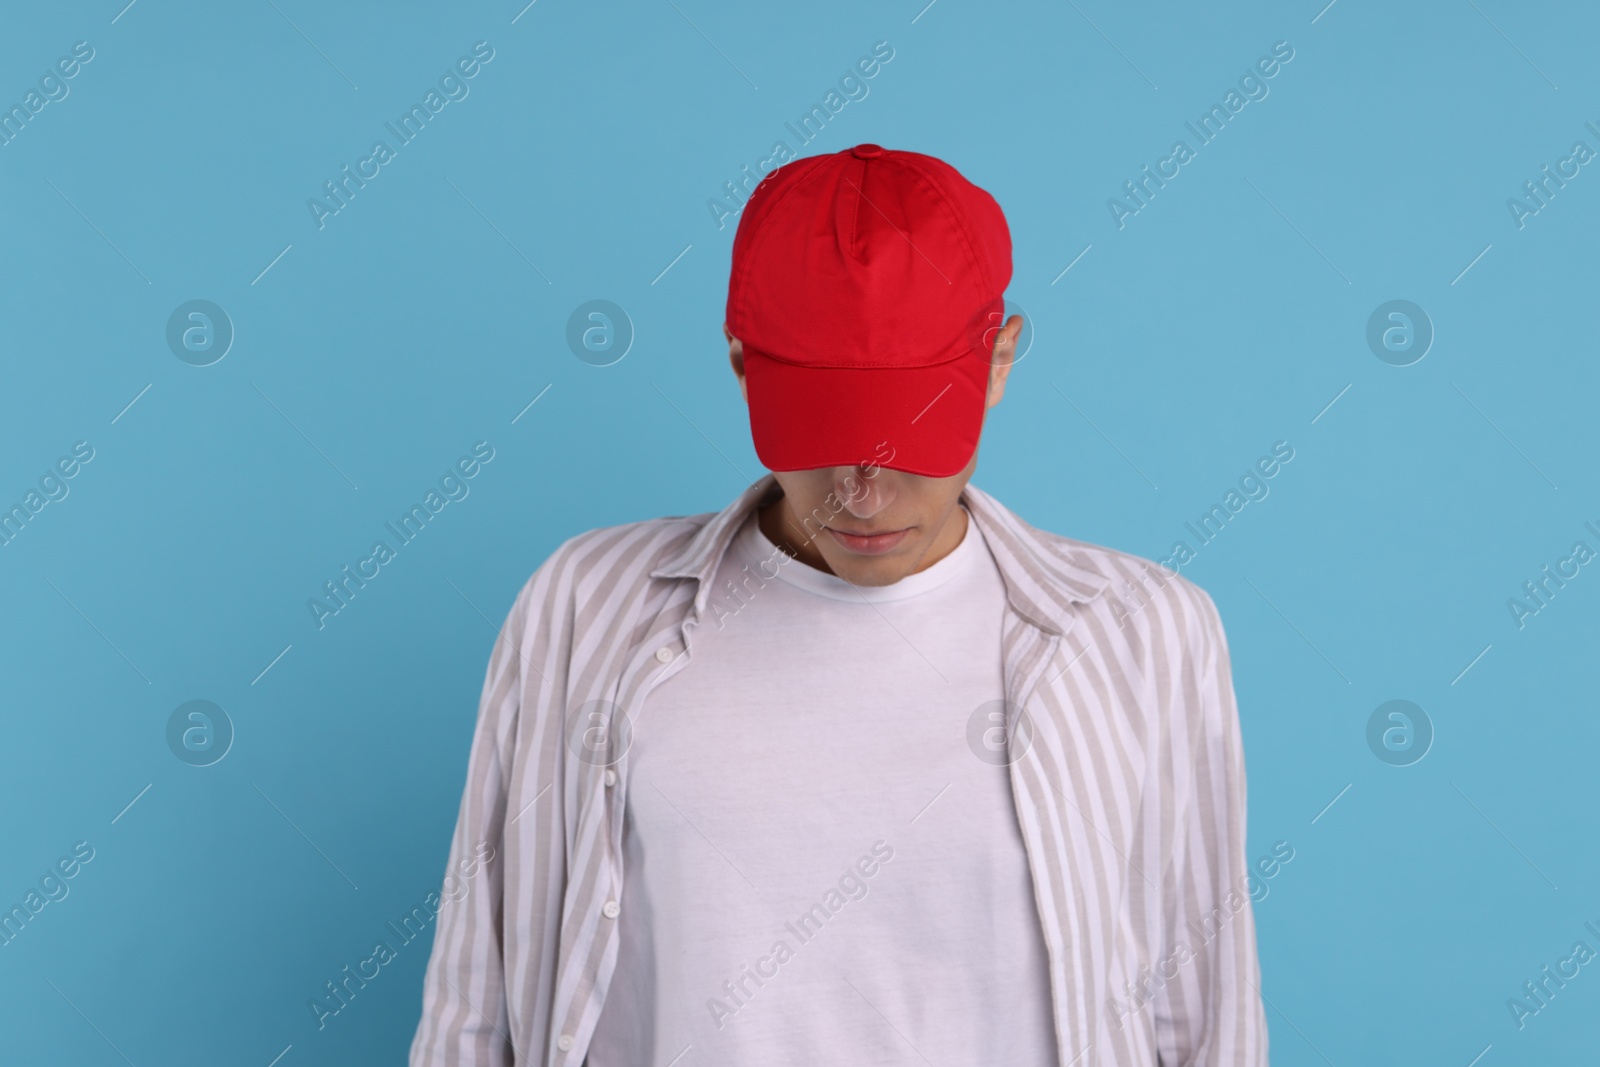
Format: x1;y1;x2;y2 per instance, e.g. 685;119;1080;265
2;0;1597;1063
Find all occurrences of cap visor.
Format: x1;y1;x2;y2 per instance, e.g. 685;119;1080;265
743;347;989;478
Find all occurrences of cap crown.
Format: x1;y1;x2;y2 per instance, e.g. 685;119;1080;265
726;144;1012;370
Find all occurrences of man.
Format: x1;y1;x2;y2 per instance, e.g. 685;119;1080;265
411;144;1267;1066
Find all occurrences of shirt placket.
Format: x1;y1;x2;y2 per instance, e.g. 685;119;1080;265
551;606;696;1065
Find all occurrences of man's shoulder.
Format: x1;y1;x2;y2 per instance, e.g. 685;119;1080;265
1018;527;1229;702
553;511;713;568
1050;530;1217;615
509;510;716;611
983;496;1223;642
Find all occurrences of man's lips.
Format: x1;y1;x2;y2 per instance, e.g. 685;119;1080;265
824;525;912;555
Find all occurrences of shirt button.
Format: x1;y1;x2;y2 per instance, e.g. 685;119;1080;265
654;646;673;664
556;1034;574;1051
604;769;617;787
602;899;620;919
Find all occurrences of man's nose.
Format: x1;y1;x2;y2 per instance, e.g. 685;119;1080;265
835;466;895;520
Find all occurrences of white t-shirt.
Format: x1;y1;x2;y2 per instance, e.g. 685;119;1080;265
587;508;1058;1066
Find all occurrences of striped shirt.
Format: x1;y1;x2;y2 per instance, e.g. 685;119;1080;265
410;474;1268;1066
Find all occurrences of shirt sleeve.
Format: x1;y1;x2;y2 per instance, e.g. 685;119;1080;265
1153;584;1270;1066
410;572;559;1067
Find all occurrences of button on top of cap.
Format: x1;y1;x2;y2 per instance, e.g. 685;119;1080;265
851;143;885;159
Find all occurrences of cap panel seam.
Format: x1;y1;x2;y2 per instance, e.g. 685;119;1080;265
849;156;864;255
886;150;1009;296
890;155;1000;296
727;154;835;331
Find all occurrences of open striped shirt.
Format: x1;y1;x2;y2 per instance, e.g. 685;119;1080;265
410;473;1268;1066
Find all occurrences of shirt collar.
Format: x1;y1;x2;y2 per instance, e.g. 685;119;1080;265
649;473;1111;635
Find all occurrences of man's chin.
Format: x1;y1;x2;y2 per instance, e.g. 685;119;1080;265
823;549;921;588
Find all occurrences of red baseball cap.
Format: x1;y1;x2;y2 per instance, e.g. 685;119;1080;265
725;143;1012;478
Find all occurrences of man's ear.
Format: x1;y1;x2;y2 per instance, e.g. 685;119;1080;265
725;323;748;403
985;314;1023;410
